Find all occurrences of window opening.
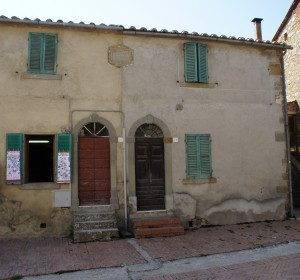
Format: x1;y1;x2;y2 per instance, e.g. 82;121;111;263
79;122;109;137
26;135;54;183
135;123;163;138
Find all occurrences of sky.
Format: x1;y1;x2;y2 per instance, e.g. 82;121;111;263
0;0;294;41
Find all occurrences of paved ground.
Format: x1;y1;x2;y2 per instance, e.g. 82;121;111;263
1;219;300;280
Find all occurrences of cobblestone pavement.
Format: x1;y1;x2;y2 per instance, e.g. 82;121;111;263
1;220;300;280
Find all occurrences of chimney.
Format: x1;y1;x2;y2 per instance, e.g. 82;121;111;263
251;18;263;40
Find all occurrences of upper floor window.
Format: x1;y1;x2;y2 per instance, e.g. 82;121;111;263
184;42;208;83
28;33;58;74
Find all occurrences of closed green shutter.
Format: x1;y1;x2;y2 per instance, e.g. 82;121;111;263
6;133;23;184
186;134;211;179
184;42;208;83
186;134;199;178
184;42;198;82
44;34;57;73
198;134;211;178
197;43;208;83
28;33;57;74
28;33;43;72
56;134;72;183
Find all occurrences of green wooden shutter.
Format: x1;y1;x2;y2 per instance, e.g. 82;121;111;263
186;134;199;178
56;134;72;183
44;34;57;73
198;134;211;178
197;43;208;83
6;133;23;184
184;42;198;82
186;134;211;179
28;33;43;72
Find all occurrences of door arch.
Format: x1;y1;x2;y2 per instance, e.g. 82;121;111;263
78;122;111;205
135;123;165;211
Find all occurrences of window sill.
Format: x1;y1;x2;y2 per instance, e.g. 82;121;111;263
183;177;217;185
18;182;61;190
179;82;215;88
21;72;62;80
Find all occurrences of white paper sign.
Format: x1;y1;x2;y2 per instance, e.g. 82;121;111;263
6;150;21;183
57;152;71;183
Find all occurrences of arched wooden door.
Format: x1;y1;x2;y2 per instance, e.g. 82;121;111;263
135;124;165;211
78;122;110;205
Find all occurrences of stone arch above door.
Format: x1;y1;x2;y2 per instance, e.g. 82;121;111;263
71;114;118;210
127;115;174;214
128;114;171;139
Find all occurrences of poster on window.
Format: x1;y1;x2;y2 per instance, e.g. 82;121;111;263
57;152;71;183
6;150;21;183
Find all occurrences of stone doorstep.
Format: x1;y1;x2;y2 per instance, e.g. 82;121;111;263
73;228;119;243
74;219;117;230
132;216;182;228
134;226;185;239
74;212;116;222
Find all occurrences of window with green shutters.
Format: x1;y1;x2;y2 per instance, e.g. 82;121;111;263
184;42;208;83
185;134;212;179
28;33;58;74
5;134;72;184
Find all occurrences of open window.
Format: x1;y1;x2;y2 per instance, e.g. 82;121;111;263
6;133;72;185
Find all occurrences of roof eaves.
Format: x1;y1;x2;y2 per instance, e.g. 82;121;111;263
124;27;292;50
0;15;123;31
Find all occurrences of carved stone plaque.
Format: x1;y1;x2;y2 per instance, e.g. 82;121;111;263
108;44;133;67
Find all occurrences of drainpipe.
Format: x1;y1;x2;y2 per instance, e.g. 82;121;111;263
280;50;294;218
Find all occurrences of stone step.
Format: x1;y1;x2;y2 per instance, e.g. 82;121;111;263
74;219;117;231
73;228;119;243
74;212;116;222
134;226;184;239
132;216;182;229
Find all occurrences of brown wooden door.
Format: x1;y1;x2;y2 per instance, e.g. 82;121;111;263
135;138;165;211
78;137;110;205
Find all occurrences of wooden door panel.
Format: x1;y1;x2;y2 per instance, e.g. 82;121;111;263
135;138;165;211
78;137;111;205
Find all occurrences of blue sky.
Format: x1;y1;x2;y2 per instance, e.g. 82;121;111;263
0;0;293;40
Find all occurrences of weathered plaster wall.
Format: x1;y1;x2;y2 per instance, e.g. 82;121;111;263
277;3;300;102
122;36;287;226
0;24;123;237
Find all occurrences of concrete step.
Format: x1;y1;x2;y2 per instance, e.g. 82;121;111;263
73;228;119;243
74;219;117;231
134;226;184;238
74;212;116;222
73;211;119;242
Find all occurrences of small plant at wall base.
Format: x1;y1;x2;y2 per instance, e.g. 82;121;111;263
10;275;23;280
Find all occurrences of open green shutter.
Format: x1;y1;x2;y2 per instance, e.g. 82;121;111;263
186;134;199;178
28;33;42;72
56;134;72;183
197;43;208;83
6;133;23;184
198;135;211;178
184;42;198;82
43;34;57;73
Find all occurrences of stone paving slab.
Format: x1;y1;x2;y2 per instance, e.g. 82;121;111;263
0;238;145;280
1;220;300;279
137;220;300;262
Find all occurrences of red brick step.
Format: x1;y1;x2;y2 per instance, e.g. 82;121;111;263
132;216;184;238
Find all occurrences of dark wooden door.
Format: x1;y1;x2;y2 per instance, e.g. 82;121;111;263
78;137;110;205
135;138;165;211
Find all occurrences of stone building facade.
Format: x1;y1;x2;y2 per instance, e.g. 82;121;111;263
0;15;291;239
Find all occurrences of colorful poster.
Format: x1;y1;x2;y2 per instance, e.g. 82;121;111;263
57;152;71;183
6;150;21;183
